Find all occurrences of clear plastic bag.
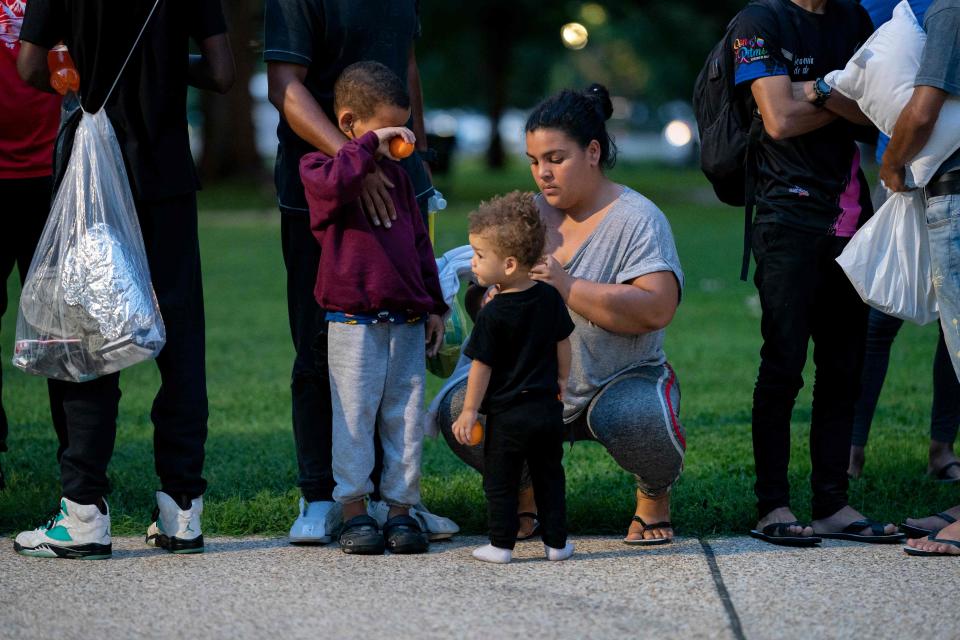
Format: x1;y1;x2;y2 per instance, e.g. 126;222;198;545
13;110;165;382
836;190;938;325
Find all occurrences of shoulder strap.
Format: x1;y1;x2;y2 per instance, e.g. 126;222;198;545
86;0;162;114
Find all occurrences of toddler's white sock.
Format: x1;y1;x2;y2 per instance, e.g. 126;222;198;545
472;544;512;564
544;541;574;561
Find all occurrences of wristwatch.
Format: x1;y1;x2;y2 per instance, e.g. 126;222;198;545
812;77;833;107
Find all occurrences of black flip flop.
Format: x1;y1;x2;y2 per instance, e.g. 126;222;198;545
931;461;960;484
623;515;673;546
817;518;905;543
383;514;429;554
903;534;960;557
516;512;541;542
899;511;958;539
339;514;385;555
749;521;821;547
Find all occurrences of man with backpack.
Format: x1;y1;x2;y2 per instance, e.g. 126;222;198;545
724;0;903;545
13;0;234;559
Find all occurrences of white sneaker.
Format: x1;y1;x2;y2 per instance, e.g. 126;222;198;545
14;497;112;560
289;498;341;544
368;500;460;541
145;491;204;554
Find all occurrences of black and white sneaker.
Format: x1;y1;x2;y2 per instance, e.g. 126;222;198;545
145;491;204;554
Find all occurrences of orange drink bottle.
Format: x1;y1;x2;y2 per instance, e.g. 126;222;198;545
48;44;79;95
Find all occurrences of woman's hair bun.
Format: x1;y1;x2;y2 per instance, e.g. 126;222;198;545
585;83;613;121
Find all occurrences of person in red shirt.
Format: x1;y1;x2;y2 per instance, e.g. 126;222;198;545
0;0;61;490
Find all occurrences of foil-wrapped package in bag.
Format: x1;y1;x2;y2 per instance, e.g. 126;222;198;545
14;109;165;382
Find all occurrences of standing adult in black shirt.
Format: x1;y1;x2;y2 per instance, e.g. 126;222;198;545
14;0;234;559
733;0;901;545
264;0;451;544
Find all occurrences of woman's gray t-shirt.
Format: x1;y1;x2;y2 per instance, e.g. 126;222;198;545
553;187;684;422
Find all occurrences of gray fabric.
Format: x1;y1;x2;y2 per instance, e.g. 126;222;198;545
327;321;425;507
437;363;685;496
917;0;960;177
551;187;685;422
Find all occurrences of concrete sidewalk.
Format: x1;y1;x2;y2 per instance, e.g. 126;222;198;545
1;535;957;639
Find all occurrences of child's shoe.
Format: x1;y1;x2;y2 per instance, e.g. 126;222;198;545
472;543;512;563
368;500;459;542
290;498;341;544
544;541;574;561
14;497;112;559
383;514;429;554
339;514;386;555
145;491;204;554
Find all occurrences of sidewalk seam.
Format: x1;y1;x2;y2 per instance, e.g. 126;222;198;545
700;538;747;640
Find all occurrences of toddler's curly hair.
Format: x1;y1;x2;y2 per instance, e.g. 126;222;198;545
468;191;546;269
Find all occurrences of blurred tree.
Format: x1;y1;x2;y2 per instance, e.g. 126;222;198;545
198;0;265;183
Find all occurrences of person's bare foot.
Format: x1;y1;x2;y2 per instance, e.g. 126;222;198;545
625;489;673;543
906;519;960;555
903;505;960;534
848;445;865;479
927;441;960;481
517;486;538;539
811;505;898;536
755;506;814;538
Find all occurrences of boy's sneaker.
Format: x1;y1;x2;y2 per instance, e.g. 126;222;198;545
289;498;341;544
145;491;204;554
14;497;112;560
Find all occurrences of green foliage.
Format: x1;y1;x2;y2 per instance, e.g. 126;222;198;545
1;162;952;538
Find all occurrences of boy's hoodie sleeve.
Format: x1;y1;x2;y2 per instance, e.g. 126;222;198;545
299;131;381;226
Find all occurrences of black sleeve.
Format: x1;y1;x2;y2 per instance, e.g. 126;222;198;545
552;288;575;342
731;4;789;87
19;0;67;49
190;0;228;43
463;304;499;366
263;0;321;65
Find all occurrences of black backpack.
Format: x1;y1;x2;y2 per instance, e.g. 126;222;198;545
693;0;792;280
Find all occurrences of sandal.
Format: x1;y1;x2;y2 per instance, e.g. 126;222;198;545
749;521;821;547
516;512;541;542
816;518;905;543
383;514;429;554
899;511;958;539
623;515;673;546
338;514;385;555
903;534;960;557
930;461;960;484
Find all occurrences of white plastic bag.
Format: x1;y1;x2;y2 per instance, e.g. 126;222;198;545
13;110;165;382
836;191;938;325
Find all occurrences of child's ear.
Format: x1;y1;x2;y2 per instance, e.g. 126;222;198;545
504;256;518;275
338;110;355;137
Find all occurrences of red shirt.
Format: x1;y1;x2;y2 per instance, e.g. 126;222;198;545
0;0;60;179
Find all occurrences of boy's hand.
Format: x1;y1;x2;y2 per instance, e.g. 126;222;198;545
374;126;416;160
558;379;567;403
425;314;444;357
452;410;479;446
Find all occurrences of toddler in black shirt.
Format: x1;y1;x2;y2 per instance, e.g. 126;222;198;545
452;191;575;563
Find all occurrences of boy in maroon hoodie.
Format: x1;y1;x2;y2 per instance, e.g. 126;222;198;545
299;61;446;555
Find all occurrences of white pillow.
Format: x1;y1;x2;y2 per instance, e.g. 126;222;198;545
825;0;960;187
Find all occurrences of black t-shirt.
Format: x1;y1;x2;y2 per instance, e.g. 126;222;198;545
20;0;226;202
263;0;431;216
732;0;875;237
464;282;575;414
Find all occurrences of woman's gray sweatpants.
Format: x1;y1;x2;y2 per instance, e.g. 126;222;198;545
328;321;425;507
438;364;685;497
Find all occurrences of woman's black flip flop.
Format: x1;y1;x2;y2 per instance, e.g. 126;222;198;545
749;521;821;547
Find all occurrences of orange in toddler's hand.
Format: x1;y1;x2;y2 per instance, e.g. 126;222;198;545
468;421;483;446
389;137;415;159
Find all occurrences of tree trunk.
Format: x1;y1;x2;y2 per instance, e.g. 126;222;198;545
198;0;264;183
481;5;510;170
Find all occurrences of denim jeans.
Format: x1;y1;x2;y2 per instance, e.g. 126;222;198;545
926;193;960;383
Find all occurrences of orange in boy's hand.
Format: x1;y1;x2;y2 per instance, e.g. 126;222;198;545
389;136;415;159
468;421;483;446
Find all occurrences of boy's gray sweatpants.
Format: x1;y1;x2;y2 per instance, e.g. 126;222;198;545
327;321;425;507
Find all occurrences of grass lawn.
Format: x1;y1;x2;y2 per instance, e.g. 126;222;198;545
1;159;955;537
